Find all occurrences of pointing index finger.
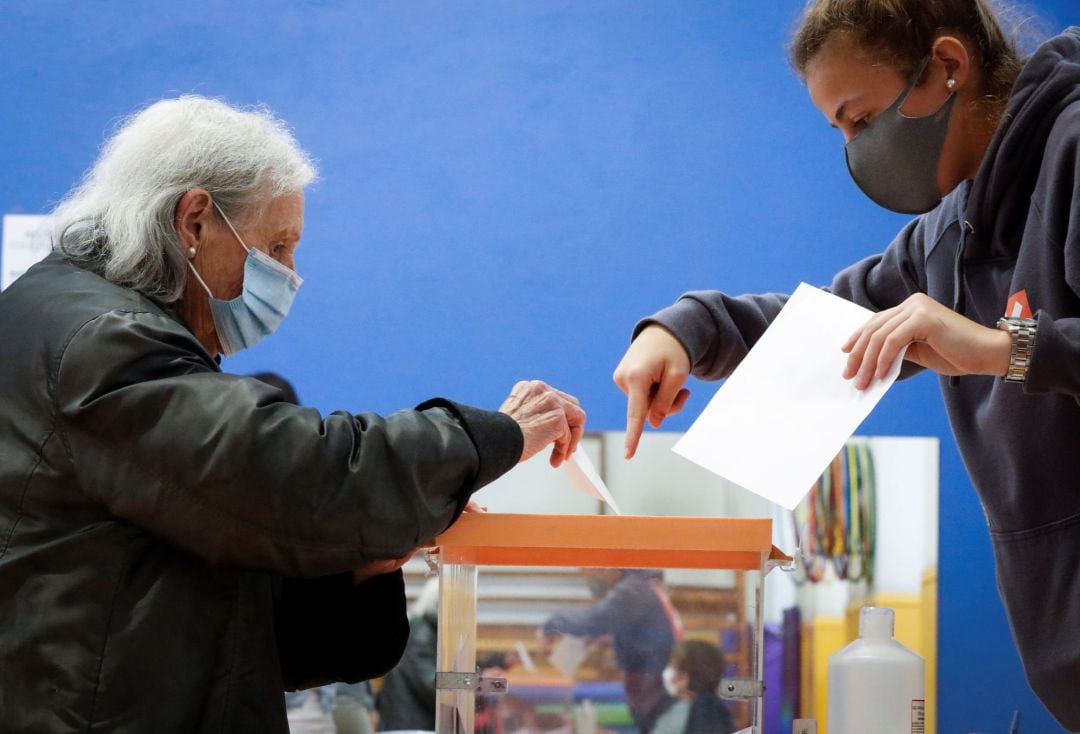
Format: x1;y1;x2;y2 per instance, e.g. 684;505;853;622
624;383;653;459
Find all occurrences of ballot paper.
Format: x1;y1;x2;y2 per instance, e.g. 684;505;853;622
547;634;588;679
514;640;537;673
1;214;51;291
563;450;622;515
673;283;906;510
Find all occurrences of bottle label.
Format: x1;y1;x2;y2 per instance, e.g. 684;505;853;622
911;699;926;734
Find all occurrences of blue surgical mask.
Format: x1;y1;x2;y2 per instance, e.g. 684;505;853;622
186;202;302;356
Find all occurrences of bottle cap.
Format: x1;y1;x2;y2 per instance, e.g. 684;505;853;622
859;606;895;638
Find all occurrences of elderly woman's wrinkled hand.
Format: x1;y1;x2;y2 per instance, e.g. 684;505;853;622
499;380;586;468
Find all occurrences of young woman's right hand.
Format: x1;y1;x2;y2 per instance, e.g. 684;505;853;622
612;325;692;459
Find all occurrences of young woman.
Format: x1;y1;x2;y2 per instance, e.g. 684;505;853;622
613;1;1080;728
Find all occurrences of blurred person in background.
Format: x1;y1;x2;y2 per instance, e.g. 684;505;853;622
652;640;735;734
376;578;440;732
376;577;522;733
540;569;683;733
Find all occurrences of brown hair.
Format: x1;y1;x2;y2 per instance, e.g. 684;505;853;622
671;640;726;695
790;0;1025;104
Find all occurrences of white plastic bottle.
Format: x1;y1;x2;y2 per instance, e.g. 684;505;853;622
827;606;925;734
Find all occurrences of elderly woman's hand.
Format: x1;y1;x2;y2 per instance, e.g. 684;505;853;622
499;380;586;468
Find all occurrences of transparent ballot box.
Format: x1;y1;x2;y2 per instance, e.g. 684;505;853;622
430;513;788;734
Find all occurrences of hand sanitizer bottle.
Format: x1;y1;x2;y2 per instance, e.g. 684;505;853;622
828;606;925;734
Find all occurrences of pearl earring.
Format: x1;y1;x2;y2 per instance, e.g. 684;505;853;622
187;247;197;259
946;78;957;91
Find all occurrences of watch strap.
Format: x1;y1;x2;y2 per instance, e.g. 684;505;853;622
996;316;1037;384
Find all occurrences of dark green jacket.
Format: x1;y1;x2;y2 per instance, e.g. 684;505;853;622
0;254;522;733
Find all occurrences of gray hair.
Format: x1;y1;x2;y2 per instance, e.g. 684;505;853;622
52;96;317;303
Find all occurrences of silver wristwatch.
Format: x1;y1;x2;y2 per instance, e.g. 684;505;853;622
996;316;1038;384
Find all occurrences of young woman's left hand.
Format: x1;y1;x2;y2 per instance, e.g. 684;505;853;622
842;293;1012;389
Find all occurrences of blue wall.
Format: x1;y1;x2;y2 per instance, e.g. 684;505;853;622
2;2;1076;731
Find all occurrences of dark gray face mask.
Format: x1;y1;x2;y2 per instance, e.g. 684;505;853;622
845;57;957;215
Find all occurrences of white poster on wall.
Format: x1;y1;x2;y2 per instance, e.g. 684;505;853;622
2;214;52;290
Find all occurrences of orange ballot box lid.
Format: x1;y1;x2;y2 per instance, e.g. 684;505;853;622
434;513;789;570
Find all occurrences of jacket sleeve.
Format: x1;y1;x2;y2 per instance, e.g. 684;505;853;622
53;310;523;577
541;579;638;639
634;217;930;381
1023;110;1080;397
275;570;409;690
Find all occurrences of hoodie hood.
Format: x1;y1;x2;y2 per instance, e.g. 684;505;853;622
965;27;1080;259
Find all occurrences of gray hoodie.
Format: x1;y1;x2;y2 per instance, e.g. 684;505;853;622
640;29;1080;730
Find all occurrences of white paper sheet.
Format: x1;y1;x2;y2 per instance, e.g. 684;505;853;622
1;214;51;291
673;283;905;510
514;640;537;673
563;450;622;515
547;634;588;679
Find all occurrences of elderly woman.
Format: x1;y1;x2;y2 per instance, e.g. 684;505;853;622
0;96;585;733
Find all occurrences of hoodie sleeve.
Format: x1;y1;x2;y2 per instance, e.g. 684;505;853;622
634;217;930;381
541;579;637;639
1020;105;1080;397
